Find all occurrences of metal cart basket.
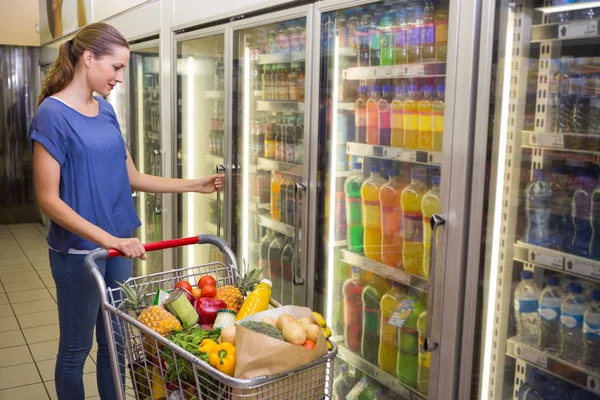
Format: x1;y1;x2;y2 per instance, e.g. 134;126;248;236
84;234;337;400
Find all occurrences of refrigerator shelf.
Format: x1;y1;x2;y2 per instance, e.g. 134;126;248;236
204;154;224;165
327;170;356;178
346;142;442;166
326;239;347;248
337;102;355;111
521;131;600;156
257;157;304;176
258;51;306;65
532;19;600;42
204;90;224;99
506;337;600;395
342;62;446;80
514;241;600;282
254;90;263;97
256;100;304;113
535;1;600;14
340;249;428;291
335;342;427;400
257;215;295;237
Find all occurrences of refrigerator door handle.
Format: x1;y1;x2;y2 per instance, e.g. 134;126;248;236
131;191;138;198
153;149;162;215
293;182;307;286
425;213;446;353
216;165;225;238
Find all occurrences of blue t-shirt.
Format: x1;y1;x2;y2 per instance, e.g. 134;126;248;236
28;96;141;253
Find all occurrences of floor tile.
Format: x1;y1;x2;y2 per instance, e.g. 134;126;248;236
0;251;25;260
0;293;7;305
22;324;60;344
0;363;41;390
17;310;59;329
36;356;95;382
12;300;57;316
0;264;35;274
0;285;3;295
49;287;57;302
29;339;58;361
83;373;99;397
0;257;29;267
0;329;26;349
7;289;52;304
42;277;56;289
0;271;40;283
3;279;45;293
0;345;33;367
44;381;57;400
0;316;19;332
0;304;13;317
0;383;49;400
36;270;53;280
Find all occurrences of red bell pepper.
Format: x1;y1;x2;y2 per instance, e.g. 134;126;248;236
194;297;227;325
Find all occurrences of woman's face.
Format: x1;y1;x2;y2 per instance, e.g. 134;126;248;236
85;46;130;97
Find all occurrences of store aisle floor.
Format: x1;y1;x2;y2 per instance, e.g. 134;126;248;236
0;224;100;400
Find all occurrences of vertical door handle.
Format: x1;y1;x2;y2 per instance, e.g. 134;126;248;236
424;214;446;353
216;165;225;238
153;149;162;215
293;182;306;286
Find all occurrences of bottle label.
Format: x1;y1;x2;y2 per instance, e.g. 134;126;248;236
394;27;407;47
402;212;423;242
400;326;418;357
418;334;431;368
286;144;295;163
382;207;401;235
295;144;303;164
355;108;366;127
380;314;398;348
421;22;435;44
435;20;448;43
561;312;584;329
406;26;420;46
433;111;444;133
369;29;380;50
584;320;600;339
514;291;538;313
404;110;419;131
389;298;414;328
419;112;433;133
363;200;381;228
392;109;404;130
538;305;560;321
290;34;300;51
265;140;276;158
379;109;391;129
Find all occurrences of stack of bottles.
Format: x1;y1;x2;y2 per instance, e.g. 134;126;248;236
523;168;600;261
263;117;304;164
258;229;297;306
265;20;307;55
354;84;445;151
270;171;300;225
547;4;600;24
514;271;600;368
260;63;305;103
208;115;225;157
518;367;600;399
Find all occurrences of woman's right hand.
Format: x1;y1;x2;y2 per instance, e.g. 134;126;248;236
105;237;146;260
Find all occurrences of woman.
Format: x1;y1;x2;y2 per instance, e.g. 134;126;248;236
29;22;223;399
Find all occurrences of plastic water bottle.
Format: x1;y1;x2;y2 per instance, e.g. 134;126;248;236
549;167;570;250
591;185;600;260
514;271;541;345
524;170;551;247
538;276;562;354
561;275;577;296
556;58;576;133
333;363;355;400
560;283;586;362
573;78;590;134
569;169;595;258
584;290;600;369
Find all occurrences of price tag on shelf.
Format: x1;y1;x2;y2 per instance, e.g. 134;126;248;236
528;250;563;270
430;152;443;165
298;103;304;112
558;20;598;39
408;151;418;162
407;64;426;76
532;133;565;148
565;258;600;280
587;375;600;394
515;343;548;368
291;51;305;61
395;271;412;285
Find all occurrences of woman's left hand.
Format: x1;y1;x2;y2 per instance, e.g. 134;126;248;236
192;174;224;194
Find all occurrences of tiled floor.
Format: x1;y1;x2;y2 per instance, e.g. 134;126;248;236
0;224;100;400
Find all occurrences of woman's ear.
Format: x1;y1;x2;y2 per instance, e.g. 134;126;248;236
82;50;94;67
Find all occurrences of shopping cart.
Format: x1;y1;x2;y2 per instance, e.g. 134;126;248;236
84;234;337;400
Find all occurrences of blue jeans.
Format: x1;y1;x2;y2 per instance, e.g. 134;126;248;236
50;251;132;400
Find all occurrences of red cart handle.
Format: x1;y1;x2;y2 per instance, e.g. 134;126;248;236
107;236;200;258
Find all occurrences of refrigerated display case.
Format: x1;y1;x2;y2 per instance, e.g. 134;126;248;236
230;7;313;307
175;29;227;269
106;77;129;142
467;0;600;399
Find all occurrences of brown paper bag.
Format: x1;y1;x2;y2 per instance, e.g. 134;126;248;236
234;305;328;379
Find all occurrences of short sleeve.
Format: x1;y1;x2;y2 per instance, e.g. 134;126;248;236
28;125;68;166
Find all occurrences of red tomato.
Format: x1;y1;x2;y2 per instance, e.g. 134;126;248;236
175;280;193;294
302;340;316;350
198;276;217;289
201;285;217;298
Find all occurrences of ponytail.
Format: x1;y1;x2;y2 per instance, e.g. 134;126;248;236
37;22;129;108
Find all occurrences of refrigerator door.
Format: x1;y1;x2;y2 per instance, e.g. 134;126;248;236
106;78;129;142
311;0;480;399
174;29;228;269
128;41;163;277
230;6;314;307
464;0;600;399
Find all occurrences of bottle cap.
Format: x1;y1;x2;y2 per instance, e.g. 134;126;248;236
521;270;533;280
339;364;348;374
395;85;405;94
411;168;425;181
353;162;362;170
436;84;445;94
370;164;380;173
532;169;546;181
570;283;583;294
546;276;560;286
260;279;273;288
351;266;362;274
371;85;380;92
382;85;391;93
389;169;398;177
423;85;434;94
359;86;367;93
593;290;600;302
432;175;441;185
408;84;418;93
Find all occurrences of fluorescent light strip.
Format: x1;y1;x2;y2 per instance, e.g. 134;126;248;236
536;1;600;14
480;9;514;397
187;55;196;266
137;57;146;246
241;44;251;271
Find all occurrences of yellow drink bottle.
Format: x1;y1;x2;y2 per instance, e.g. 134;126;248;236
432;84;445;152
391;85;405;148
418;85;433;150
422;175;441;278
236;279;272;321
361;165;386;261
379;282;406;375
400;168;428;275
403;84;419;149
271;172;283;221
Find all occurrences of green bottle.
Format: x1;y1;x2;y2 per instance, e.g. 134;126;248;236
397;289;427;388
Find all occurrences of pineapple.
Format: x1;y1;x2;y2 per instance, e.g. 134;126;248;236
216;266;265;312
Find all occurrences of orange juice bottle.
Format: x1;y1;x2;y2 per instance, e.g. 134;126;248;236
379;282;407;375
432;84;445;152
379;169;405;268
418;85;434;150
404;84;419;149
400;168;428;275
366;86;381;145
271;172;283;221
422;174;441;278
391;85;405;148
361;165;386;261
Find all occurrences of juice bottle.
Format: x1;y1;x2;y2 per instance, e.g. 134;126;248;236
289;63;298;101
345;163;364;253
417;311;430;396
294;116;304;164
368;6;381;66
264;118;276;159
271;172;283;221
237;279;273;320
380;13;394;66
435;0;449;62
418;85;434;150
432;84;445;151
361;275;391;364
281;238;294;305
380;169;405;268
406;0;424;64
391;85;405;148
296;63;305;103
285;116;296;163
343;267;366;353
393;6;408;65
355;86;368;143
259;230;275;279
397;290;426;388
361;165;386;261
378;85;392;146
404;84;419;149
420;0;436;62
366;86;381;145
285;176;296;225
401;168;428;275
261;64;271;100
279;174;290;224
273;64;281;101
379;282;407;375
275;117;285;161
279;63;290;101
422;175;440;278
333;251;351;334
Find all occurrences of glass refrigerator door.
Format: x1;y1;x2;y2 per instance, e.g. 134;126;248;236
106;78;129;142
128;43;162;277
175;31;227;269
231;10;311;306
314;1;451;399
472;0;600;399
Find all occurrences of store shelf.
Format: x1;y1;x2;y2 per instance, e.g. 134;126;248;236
205;154;224;165
258;51;306;64
346;142;442;166
326;239;347;248
535;1;600;14
337;102;355;111
335;342;426;400
343;62;446;80
204;90;224;99
340;249;428;291
532;19;600;42
514;241;600;282
329;170;356;178
253;90;263;97
521;131;600;156
256;100;305;113
257;215;295;237
506;337;600;395
257;158;304;176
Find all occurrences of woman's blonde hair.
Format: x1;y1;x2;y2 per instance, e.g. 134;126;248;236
37;22;129;107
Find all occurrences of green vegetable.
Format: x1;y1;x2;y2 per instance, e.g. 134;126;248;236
239;321;285;341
